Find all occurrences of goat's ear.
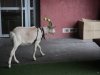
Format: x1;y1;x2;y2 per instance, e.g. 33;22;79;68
51;26;56;28
53;26;56;28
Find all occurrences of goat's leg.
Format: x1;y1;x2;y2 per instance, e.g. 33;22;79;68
8;46;18;68
33;42;38;61
14;52;19;63
37;44;45;56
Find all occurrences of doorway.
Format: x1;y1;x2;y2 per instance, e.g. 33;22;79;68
0;0;36;37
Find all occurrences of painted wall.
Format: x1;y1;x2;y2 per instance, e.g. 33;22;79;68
40;0;100;38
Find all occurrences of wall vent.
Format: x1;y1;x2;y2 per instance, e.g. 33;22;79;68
62;28;78;33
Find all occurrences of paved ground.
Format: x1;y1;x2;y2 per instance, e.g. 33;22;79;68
0;38;100;67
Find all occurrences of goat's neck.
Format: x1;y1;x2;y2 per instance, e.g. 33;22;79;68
43;27;49;34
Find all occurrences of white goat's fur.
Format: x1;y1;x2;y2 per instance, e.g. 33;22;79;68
8;23;56;68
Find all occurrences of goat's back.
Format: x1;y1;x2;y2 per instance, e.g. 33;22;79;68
10;26;38;45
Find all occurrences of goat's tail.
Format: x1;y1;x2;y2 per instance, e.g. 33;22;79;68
9;31;17;45
9;31;14;39
9;31;18;45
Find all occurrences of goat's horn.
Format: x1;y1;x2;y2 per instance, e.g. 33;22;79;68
47;19;52;26
49;21;52;26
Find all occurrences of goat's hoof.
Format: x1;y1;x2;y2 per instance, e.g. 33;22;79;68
41;54;45;56
8;65;11;68
17;61;20;64
33;58;36;61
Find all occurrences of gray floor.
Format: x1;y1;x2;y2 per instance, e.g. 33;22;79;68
0;38;100;67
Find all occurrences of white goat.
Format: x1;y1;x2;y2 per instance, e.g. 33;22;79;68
8;20;56;68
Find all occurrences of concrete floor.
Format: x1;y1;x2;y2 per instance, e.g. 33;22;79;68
0;38;100;67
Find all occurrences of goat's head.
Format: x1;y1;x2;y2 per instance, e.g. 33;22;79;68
48;21;56;34
44;18;56;34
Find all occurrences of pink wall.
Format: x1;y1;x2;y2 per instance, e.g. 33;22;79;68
40;0;100;38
